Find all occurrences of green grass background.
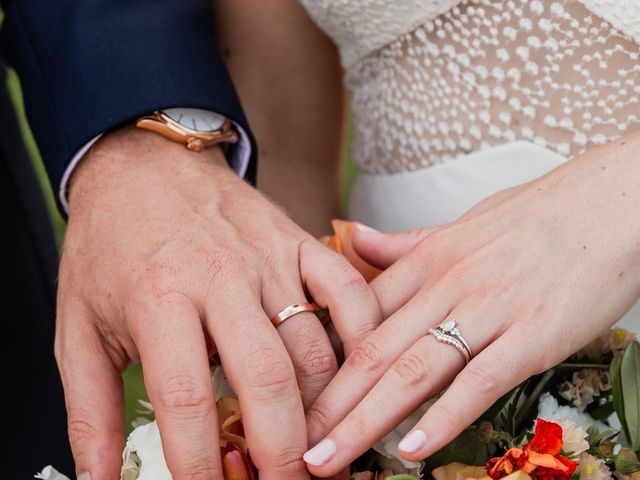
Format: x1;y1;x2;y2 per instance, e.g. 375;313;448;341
3;18;357;430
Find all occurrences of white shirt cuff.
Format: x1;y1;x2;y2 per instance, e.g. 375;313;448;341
58;122;252;213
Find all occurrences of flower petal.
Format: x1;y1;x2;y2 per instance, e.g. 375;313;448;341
324;220;381;282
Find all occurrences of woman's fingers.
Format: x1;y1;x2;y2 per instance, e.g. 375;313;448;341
304;335;463;476
301;239;382;357
351;227;437;270
262;272;338;409
305;286;455;446
130;296;223;479
305;302;507;476
358;230;456;319
398;326;540;461
56;305;124;480
207;281;309;480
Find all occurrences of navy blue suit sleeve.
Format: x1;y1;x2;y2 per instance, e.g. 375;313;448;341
0;0;257;213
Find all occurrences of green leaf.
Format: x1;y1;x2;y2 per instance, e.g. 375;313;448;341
423;429;490;472
586;425;619;460
611;355;630;444
495;382;528;436
481;386;519;424
621;341;640;450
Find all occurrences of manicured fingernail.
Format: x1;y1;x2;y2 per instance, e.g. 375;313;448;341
356;223;379;233
398;430;427;453
303;438;336;466
77;473;91;480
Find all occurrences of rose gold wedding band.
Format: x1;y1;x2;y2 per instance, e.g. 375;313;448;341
271;302;325;328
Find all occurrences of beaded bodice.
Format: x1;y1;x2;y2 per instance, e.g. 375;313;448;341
299;0;640;174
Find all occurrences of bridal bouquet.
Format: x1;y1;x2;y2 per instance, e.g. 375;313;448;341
37;221;640;480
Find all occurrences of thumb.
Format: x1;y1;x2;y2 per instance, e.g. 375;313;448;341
56;310;124;480
352;224;439;269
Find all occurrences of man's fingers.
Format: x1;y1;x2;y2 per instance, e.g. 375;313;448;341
262;273;338;409
130;296;222;480
301;240;382;357
56;306;124;480
207;282;309;480
397;327;539;462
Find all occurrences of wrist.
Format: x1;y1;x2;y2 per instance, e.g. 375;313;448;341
67;125;231;215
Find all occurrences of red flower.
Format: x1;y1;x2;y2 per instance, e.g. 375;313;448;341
487;419;577;480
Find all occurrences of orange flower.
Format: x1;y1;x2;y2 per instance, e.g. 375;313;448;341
216;396;256;480
433;462;531;480
322;219;381;282
487;419;577;480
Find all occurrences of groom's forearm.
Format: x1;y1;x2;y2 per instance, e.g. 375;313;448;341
0;0;257;215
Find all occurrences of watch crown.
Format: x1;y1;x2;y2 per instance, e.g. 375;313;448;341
186;138;205;152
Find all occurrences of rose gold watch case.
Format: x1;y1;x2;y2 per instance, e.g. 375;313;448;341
136;110;239;152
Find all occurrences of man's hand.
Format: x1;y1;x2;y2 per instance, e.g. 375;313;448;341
56;127;381;480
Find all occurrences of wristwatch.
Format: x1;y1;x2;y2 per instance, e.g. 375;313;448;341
136;107;238;152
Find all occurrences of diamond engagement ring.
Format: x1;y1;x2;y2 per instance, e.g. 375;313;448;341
271;302;330;328
428;319;473;364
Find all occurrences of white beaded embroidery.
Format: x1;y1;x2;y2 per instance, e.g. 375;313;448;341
302;0;640;174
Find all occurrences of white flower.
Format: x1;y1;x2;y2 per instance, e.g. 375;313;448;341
372;399;434;473
34;466;70;480
537;393;608;431
556;419;590;455
121;421;170;480
575;453;611;480
120;367;237;480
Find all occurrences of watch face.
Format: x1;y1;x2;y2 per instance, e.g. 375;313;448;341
162;108;225;132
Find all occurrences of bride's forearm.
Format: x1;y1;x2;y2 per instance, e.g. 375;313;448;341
213;0;345;236
556;131;640;231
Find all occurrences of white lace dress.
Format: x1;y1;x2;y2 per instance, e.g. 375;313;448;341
298;0;640;334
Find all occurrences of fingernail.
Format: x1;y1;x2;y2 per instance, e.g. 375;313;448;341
356;223;379;233
398;430;427;453
77;473;91;480
303;438;336;466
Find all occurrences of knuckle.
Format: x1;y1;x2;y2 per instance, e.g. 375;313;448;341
244;346;295;398
297;342;338;380
330;254;370;292
408;227;429;245
391;351;429;387
306;403;334;435
175;460;222;480
345;339;385;376
202;247;249;281
413;228;451;263
461;362;499;399
135;262;181;301
67;416;98;447
157;374;213;416
348;321;379;346
343;269;369;292
345;411;369;439
269;448;308;475
428;402;463;436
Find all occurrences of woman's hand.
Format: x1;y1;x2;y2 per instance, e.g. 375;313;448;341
303;133;640;476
